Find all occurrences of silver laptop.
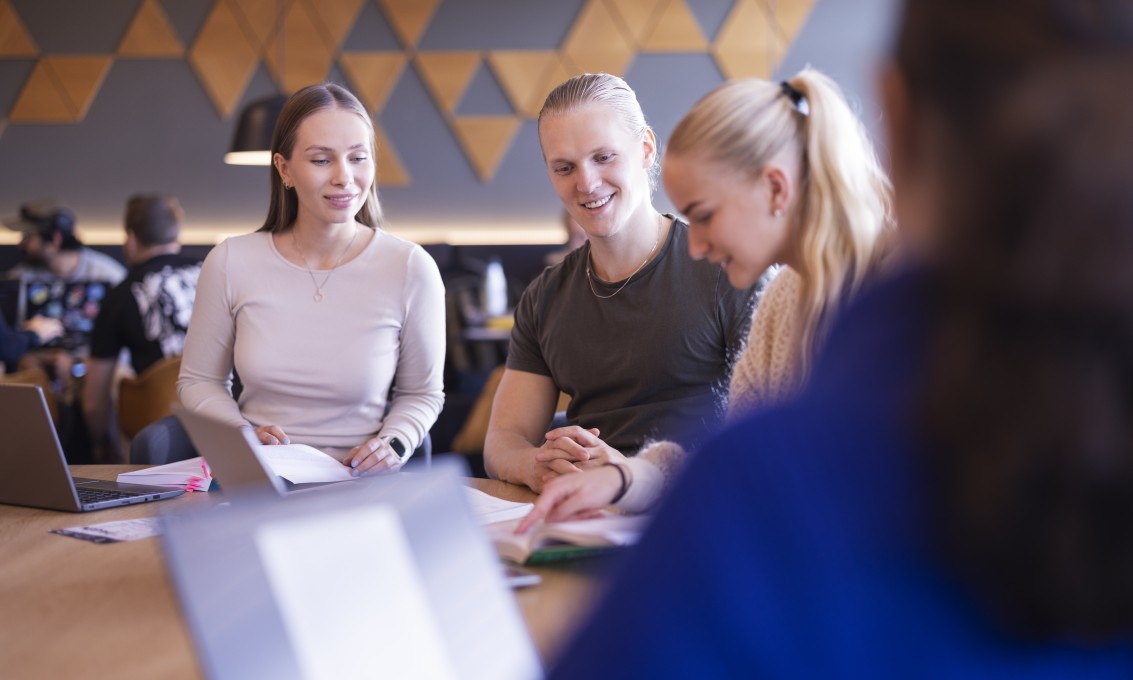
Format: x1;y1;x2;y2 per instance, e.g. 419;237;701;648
0;383;185;511
161;459;542;680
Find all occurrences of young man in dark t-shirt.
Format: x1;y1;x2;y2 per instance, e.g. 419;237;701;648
82;195;201;462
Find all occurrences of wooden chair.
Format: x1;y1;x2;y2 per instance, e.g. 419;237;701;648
117;355;182;440
0;365;58;423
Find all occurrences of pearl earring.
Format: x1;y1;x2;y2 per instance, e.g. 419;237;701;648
773;208;782;218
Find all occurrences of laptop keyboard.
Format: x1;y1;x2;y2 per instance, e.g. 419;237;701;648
78;488;145;503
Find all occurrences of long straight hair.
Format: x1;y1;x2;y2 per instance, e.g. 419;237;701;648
668;68;894;381
258;83;382;234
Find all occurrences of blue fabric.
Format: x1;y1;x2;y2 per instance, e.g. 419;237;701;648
549;266;1133;679
0;313;35;371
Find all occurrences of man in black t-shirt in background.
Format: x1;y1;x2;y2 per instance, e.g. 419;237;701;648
82;195;201;462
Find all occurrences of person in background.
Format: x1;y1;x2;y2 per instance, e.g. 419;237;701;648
549;0;1133;676
0;314;62;373
484;73;759;497
521;67;894;525
2;201;126;285
171;83;445;473
82;195;201;463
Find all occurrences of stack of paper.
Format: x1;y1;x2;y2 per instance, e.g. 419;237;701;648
463;487;534;525
117;457;213;492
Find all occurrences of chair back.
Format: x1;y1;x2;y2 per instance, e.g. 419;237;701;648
118;355;182;439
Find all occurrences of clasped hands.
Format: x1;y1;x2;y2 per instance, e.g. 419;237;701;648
517;426;629;533
253;425;403;477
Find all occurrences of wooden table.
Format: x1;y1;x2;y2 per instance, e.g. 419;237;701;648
0;467;611;679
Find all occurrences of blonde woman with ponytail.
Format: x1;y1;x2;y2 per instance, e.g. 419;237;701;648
521;68;894;526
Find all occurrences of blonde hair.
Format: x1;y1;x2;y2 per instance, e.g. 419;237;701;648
538;73;659;190
668;67;894;380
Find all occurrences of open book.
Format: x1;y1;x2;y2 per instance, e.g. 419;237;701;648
117;444;353;491
485;514;649;565
117;457;214;492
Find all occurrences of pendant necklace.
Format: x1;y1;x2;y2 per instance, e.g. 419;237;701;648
586;214;664;300
291;227;358;302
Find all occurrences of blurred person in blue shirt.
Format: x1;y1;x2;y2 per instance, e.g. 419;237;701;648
549;0;1133;677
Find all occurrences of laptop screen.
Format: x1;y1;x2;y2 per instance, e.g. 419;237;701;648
23;279;108;349
160;462;541;680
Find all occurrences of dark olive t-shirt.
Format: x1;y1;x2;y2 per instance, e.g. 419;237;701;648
507;218;758;454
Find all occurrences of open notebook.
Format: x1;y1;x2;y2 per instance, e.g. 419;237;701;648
160;459;540;680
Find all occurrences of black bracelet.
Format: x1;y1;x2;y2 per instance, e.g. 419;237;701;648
608;463;629;504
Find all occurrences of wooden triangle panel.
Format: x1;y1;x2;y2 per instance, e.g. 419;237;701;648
377;0;440;49
118;0;184;57
265;1;336;93
451;116;521;182
487;51;558;118
605;0;665;48
228;0;277;53
339;52;406;112
189;0;261;117
641;0;707;51
374;120;410;186
773;0;817;41
9;61;73;122
562;0;636;76
414;52;480;115
712;0;779;79
0;0;38;56
49;56;113;121
300;0;365;50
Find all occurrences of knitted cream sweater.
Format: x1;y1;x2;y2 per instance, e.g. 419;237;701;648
616;267;803;513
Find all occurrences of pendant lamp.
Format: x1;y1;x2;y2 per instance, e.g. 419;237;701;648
223;93;288;165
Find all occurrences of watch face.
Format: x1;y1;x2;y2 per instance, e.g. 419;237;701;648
388;437;407;457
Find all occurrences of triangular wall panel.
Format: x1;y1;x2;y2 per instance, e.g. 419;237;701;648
605;0;665;48
451;115;522;182
376;0;441;49
641;0;707;52
118;0;184;57
0;0;38;57
414;52;480;115
374;119;409;186
50;56;113;121
339;52;405;112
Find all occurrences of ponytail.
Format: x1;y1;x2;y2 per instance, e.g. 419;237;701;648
786;69;894;378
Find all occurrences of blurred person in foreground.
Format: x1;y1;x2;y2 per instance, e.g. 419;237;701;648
82;195;201;463
549;0;1133;677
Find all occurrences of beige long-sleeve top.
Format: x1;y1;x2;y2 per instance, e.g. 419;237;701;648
178;230;445;456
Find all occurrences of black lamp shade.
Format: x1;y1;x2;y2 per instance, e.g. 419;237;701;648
224;94;288;166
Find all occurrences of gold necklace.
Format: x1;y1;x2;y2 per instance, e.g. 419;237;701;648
291;227;358;302
586;214;664;300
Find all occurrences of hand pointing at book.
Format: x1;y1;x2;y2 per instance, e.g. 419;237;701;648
516;464;628;533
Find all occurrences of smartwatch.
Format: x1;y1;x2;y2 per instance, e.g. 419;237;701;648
385;436;408;462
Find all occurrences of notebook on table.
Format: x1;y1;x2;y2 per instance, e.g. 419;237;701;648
0;383;185;512
160;459;541;680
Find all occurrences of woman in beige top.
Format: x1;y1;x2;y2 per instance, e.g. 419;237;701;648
520;68;894;529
